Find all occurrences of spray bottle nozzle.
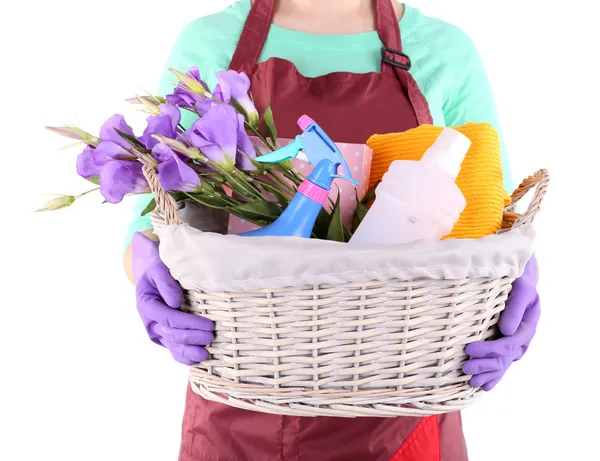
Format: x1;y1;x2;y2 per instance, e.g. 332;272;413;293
255;115;360;187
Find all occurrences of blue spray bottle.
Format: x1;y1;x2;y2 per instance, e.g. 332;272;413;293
241;115;360;238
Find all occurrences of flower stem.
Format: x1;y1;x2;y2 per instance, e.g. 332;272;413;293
183;192;233;209
184;193;268;229
227;169;264;201
273;164;303;187
75;187;100;199
246;122;275;151
265;171;296;197
216;193;239;207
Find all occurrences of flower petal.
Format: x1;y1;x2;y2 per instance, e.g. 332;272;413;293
216;70;250;103
194;99;218;117
100;160;148;204
189;105;238;169
216;70;258;121
99;115;135;149
236;114;257;171
140;106;181;150
76;147;102;178
167;67;210;110
187;66;210;92
151;143;174;163
158;156;201;192
213;84;225;103
93;141;135;166
159;104;182;132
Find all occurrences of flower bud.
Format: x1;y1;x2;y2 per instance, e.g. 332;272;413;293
170;68;211;96
127;96;164;115
46;126;100;147
36;195;76;212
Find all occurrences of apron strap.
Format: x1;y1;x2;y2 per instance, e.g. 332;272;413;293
375;0;403;51
229;0;276;73
229;0;433;125
376;1;434;125
230;0;405;72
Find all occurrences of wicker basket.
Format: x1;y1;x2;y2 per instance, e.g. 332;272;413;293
145;166;549;418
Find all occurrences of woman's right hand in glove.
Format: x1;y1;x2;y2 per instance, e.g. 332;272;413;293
132;232;214;365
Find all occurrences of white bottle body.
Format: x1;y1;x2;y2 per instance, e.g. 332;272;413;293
349;160;467;245
349;127;470;245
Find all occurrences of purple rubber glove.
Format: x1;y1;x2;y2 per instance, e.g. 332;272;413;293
463;256;540;391
133;232;214;365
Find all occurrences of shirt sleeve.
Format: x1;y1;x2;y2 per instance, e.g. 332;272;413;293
439;29;515;194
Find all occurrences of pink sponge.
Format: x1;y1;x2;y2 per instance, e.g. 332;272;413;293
297;115;314;131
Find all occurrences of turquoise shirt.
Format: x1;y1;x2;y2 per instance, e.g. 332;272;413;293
125;0;513;244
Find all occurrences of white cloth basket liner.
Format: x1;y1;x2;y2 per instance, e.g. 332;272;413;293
155;223;535;293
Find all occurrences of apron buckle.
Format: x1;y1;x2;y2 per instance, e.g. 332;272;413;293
381;46;412;71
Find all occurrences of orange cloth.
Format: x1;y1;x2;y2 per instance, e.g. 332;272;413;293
367;123;511;240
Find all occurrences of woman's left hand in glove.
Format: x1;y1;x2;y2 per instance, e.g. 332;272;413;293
462;256;541;391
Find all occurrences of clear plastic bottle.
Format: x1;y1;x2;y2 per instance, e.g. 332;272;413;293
349;128;471;245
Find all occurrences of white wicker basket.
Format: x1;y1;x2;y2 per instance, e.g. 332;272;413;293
145;166;549;418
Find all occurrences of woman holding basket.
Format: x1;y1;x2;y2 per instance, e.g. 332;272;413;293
124;1;541;459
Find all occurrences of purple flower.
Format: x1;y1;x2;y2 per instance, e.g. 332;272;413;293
99;160;149;204
153;144;201;192
182;66;210;92
76;147;102;178
194;99;220;117
140;104;181;150
167;66;210;109
92;141;136;166
99;115;135;149
151;142;173;163
166;88;204;110
235;114;257;171
216;70;259;126
187;104;239;172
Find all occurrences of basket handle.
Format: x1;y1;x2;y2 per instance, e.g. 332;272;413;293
142;164;183;228
504;169;550;229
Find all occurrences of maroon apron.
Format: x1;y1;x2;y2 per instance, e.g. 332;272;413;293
179;1;468;460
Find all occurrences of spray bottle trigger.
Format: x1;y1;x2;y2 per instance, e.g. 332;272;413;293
332;156;361;186
255;136;303;164
332;173;360;186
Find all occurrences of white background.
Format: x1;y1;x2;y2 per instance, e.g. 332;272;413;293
1;0;598;460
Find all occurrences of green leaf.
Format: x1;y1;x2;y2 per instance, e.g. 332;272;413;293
352;201;369;233
327;196;346;242
312;208;332;239
170;191;187;202
141;198;156;216
264;105;277;145
231;98;248;120
361;181;379;206
343;224;353;240
185;192;231;209
114;128;146;150
230;200;282;223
